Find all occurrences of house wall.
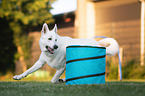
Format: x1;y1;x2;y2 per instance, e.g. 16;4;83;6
94;1;141;61
75;0;141;63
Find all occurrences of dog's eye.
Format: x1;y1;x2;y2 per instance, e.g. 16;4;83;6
48;38;52;40
55;39;57;41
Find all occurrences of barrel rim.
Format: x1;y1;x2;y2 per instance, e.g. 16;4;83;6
66;45;106;49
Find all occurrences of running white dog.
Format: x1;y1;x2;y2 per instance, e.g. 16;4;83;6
13;23;119;83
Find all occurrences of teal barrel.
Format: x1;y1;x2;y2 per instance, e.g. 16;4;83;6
65;45;106;85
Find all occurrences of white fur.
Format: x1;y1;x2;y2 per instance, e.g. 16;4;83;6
98;38;119;56
13;23;119;83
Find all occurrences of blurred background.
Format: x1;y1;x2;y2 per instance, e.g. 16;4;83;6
0;0;145;81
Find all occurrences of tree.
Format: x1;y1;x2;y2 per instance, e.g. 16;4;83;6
0;18;17;75
0;0;55;74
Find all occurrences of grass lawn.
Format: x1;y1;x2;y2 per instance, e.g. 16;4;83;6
0;81;145;96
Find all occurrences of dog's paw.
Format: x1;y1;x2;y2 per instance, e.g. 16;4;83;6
57;78;66;83
51;78;66;84
13;75;22;80
58;79;65;83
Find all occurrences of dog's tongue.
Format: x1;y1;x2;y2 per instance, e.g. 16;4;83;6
48;47;54;53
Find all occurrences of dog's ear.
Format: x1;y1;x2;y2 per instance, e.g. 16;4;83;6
52;24;57;33
41;23;49;34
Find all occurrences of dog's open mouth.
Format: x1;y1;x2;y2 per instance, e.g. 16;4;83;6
45;46;54;54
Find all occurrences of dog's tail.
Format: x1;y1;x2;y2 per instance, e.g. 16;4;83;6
97;37;119;56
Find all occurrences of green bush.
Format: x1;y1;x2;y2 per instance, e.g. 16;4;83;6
106;60;118;80
106;59;145;80
122;60;145;79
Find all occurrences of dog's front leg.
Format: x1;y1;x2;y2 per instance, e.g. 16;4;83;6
13;59;45;80
51;67;65;83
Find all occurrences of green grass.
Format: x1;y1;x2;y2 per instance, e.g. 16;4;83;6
0;81;145;96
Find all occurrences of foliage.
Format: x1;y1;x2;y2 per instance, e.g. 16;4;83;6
0;0;55;46
0;0;55;73
0;0;54;26
106;58;145;80
0;81;145;96
122;60;145;79
106;58;118;80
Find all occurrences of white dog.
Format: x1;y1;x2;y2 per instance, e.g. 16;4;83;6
13;23;119;83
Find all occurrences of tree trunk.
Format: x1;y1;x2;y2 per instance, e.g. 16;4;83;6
15;46;27;74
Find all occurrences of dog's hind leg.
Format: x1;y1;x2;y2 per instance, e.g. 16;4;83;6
51;67;65;83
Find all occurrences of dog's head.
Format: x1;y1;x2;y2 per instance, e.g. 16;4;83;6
39;23;58;54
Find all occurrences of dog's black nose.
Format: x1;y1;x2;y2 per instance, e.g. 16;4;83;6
46;45;48;49
54;45;58;49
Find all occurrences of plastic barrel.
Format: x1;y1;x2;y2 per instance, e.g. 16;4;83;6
65;45;106;85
